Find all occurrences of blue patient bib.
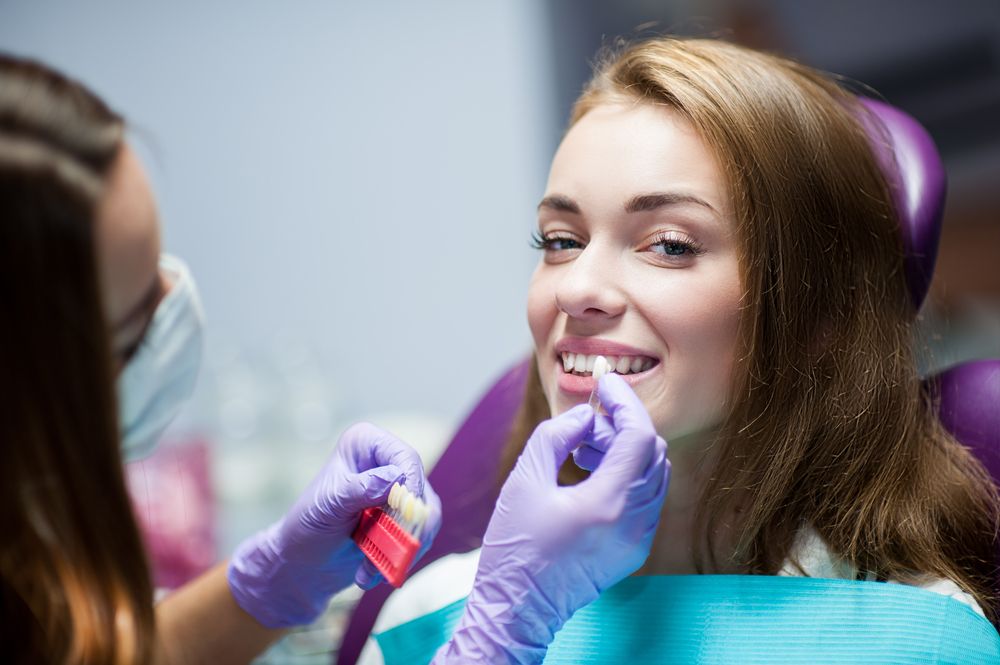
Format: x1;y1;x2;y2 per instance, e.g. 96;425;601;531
373;575;1000;664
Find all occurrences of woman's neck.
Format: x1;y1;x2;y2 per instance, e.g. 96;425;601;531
636;431;728;576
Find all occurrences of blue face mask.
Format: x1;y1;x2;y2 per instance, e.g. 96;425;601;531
118;254;204;462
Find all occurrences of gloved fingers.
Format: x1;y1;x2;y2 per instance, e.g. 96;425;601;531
579;412;615;453
572;443;604;471
629;437;670;506
652;438;671;494
596;373;656;436
354;559;383;590
651;437;670;496
587;381;657;493
337;422;427;497
332;464;406;517
573;412;626;470
517;404;594;482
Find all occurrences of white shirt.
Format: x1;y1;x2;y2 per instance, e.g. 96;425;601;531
357;528;983;664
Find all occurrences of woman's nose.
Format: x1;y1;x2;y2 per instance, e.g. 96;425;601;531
554;244;627;321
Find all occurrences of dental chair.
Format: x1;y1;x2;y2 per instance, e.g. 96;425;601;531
335;99;1000;664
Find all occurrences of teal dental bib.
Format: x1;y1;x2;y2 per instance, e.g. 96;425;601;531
374;575;999;664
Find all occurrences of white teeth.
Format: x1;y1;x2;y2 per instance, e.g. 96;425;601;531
560;352;657;376
616;356;631;373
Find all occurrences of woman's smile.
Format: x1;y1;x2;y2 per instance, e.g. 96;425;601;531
553;337;661;395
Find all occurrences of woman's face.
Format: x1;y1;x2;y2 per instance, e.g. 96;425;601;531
527;102;743;444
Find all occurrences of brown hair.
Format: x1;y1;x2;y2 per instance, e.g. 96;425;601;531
503;37;1000;620
0;54;155;663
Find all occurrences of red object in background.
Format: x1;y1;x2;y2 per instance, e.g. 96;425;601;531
126;437;217;590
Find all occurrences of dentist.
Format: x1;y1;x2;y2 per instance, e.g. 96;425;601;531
0;53;441;664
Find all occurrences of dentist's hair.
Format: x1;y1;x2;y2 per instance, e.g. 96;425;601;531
0;54;154;664
506;37;999;621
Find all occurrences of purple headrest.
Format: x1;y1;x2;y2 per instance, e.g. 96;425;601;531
934;360;1000;486
858;98;947;311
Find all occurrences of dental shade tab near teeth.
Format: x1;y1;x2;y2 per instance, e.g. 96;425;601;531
588;355;611;411
351;481;428;588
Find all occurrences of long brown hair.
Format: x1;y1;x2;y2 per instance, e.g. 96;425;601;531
504;37;1000;620
0;54;155;663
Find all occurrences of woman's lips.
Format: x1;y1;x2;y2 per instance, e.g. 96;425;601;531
555;354;661;395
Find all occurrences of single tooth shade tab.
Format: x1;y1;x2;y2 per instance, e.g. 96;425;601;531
592;355;610;380
589;356;610;410
403;494;415;523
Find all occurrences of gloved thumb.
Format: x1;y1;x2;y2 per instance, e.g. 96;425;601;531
587;374;657;489
335;464;406;516
517;404;594;482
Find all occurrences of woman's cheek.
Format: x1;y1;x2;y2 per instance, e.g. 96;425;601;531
526;271;557;348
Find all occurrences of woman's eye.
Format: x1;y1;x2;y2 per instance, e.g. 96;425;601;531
652;240;692;256
530;230;583;252
646;233;704;261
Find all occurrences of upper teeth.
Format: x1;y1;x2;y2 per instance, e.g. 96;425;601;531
561;353;653;375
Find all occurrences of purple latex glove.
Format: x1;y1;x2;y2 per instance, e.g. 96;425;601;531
228;422;442;628
435;373;669;664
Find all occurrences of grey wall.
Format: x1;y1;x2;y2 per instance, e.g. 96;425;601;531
1;2;555;437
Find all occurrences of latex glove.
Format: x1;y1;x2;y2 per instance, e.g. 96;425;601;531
228;422;442;628
435;373;669;664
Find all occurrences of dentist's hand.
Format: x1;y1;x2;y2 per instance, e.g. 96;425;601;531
435;373;669;664
228;423;441;628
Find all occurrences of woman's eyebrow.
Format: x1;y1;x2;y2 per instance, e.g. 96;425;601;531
624;192;717;214
537;194;581;214
538;192;718;216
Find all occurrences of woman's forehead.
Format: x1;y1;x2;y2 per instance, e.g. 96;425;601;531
546;103;728;216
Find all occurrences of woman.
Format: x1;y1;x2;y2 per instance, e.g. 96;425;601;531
361;36;1000;662
0;54;445;664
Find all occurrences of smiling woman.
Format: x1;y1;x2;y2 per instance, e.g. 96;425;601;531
514;36;1000;609
359;35;1000;664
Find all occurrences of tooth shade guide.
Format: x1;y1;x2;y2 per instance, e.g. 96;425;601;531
351;481;431;587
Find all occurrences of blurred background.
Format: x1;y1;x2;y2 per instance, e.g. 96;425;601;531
2;0;998;661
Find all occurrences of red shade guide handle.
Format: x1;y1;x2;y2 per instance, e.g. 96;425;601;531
352;506;420;588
